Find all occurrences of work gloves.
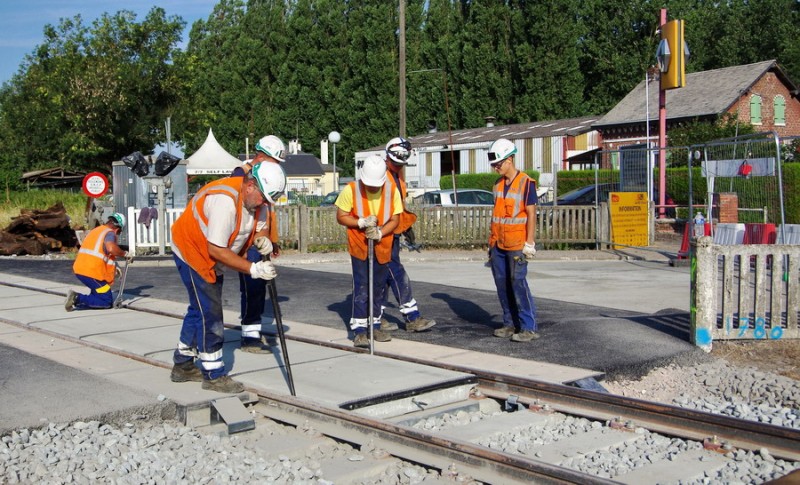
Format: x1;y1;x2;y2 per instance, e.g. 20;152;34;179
253;236;273;256
249;261;277;280
357;215;378;229
523;242;537;260
124;252;134;264
365;226;382;241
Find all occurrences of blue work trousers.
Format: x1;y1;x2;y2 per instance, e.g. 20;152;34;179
172;255;227;380
350;252;388;331
384;235;420;322
74;274;114;309
489;246;537;332
238;246;274;338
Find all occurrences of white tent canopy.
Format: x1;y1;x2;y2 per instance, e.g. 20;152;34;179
185;128;242;175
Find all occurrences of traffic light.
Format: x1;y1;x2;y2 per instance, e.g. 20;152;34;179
656;19;688;90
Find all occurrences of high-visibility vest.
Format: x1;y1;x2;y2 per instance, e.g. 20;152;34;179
389;171;417;235
73;225;117;282
489;172;533;251
171;177;261;283
345;180;396;264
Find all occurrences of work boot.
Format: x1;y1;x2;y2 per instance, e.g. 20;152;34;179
353;333;369;348
493;326;515;338
202;375;245;393
373;329;392;342
380;319;399;331
511;330;541;342
170;361;203;383
406;317;436;332
241;337;271;354
64;290;77;312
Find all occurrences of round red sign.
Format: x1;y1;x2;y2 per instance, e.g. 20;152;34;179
82;172;109;198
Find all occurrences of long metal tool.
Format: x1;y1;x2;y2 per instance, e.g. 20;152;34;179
368;238;374;355
264;254;296;396
113;261;130;309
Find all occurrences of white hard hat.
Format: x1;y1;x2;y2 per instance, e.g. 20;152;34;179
251;162;287;204
488;138;517;163
108;213;126;230
385;137;412;165
360;155;387;187
255;135;286;162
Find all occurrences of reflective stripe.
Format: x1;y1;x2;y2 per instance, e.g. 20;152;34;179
177;341;198;357
96;284;112;294
241;323;261;338
199;349;223;361
200;360;224;370
399;299;418;315
353;180;392;225
191;184;239;237
77;227;116;268
491;216;528;224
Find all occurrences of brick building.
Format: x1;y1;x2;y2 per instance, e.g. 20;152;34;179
593;60;800;154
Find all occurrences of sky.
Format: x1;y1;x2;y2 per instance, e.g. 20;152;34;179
0;0;219;85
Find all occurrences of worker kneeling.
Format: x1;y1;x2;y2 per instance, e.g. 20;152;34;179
335;155;403;348
65;213;132;311
169;162;287;393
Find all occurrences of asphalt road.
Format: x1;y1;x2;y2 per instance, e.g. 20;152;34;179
0;255;699;380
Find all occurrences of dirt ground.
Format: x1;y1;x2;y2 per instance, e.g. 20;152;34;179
711;339;800;381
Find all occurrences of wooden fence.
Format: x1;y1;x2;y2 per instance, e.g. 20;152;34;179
128;204;599;253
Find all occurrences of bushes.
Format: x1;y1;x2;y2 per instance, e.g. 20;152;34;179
440;171;540;191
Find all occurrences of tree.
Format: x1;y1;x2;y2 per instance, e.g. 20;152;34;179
0;8;185;184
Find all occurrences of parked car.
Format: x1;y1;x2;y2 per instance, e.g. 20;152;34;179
540;183;675;217
415;189;494;207
320;191;340;207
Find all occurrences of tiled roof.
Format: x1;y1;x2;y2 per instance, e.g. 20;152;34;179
594;60;791;128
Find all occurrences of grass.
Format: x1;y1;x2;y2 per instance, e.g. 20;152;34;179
0;189;88;230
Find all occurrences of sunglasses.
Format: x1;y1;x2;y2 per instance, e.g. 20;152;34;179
490;158;507;168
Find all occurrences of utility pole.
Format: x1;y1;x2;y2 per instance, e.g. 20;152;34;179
399;0;406;137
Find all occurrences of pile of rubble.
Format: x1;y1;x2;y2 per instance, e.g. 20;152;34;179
0;203;78;256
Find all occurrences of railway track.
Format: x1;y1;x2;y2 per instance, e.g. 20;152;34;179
3;282;799;483
241;366;800;484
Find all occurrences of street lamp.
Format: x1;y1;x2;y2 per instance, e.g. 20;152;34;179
328;131;341;190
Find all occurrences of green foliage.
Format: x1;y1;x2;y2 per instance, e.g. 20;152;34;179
667;114;756;155
0;9;185;189
440;170;540;192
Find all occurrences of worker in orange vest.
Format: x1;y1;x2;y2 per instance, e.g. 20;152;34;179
231;135;286;353
169;162;286;393
487;138;540;342
381;137;436;332
65;213;132;311
335;155;402;348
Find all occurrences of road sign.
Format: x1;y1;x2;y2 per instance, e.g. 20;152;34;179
82;172;109;198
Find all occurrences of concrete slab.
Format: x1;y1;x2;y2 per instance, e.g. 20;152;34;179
534;428;644;465
613;448;729;485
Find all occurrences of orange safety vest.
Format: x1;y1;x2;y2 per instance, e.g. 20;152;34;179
171;177;260;283
489;172;533;251
73;225;117;282
389;171;417;235
345;180;396;264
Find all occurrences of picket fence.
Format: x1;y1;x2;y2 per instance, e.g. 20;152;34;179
126;204;599;254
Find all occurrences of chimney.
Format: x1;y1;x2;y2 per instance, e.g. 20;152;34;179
485;116;496;128
320;139;329;165
427;120;437;133
288;139;302;154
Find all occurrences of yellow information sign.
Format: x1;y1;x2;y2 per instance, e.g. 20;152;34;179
609;192;649;248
